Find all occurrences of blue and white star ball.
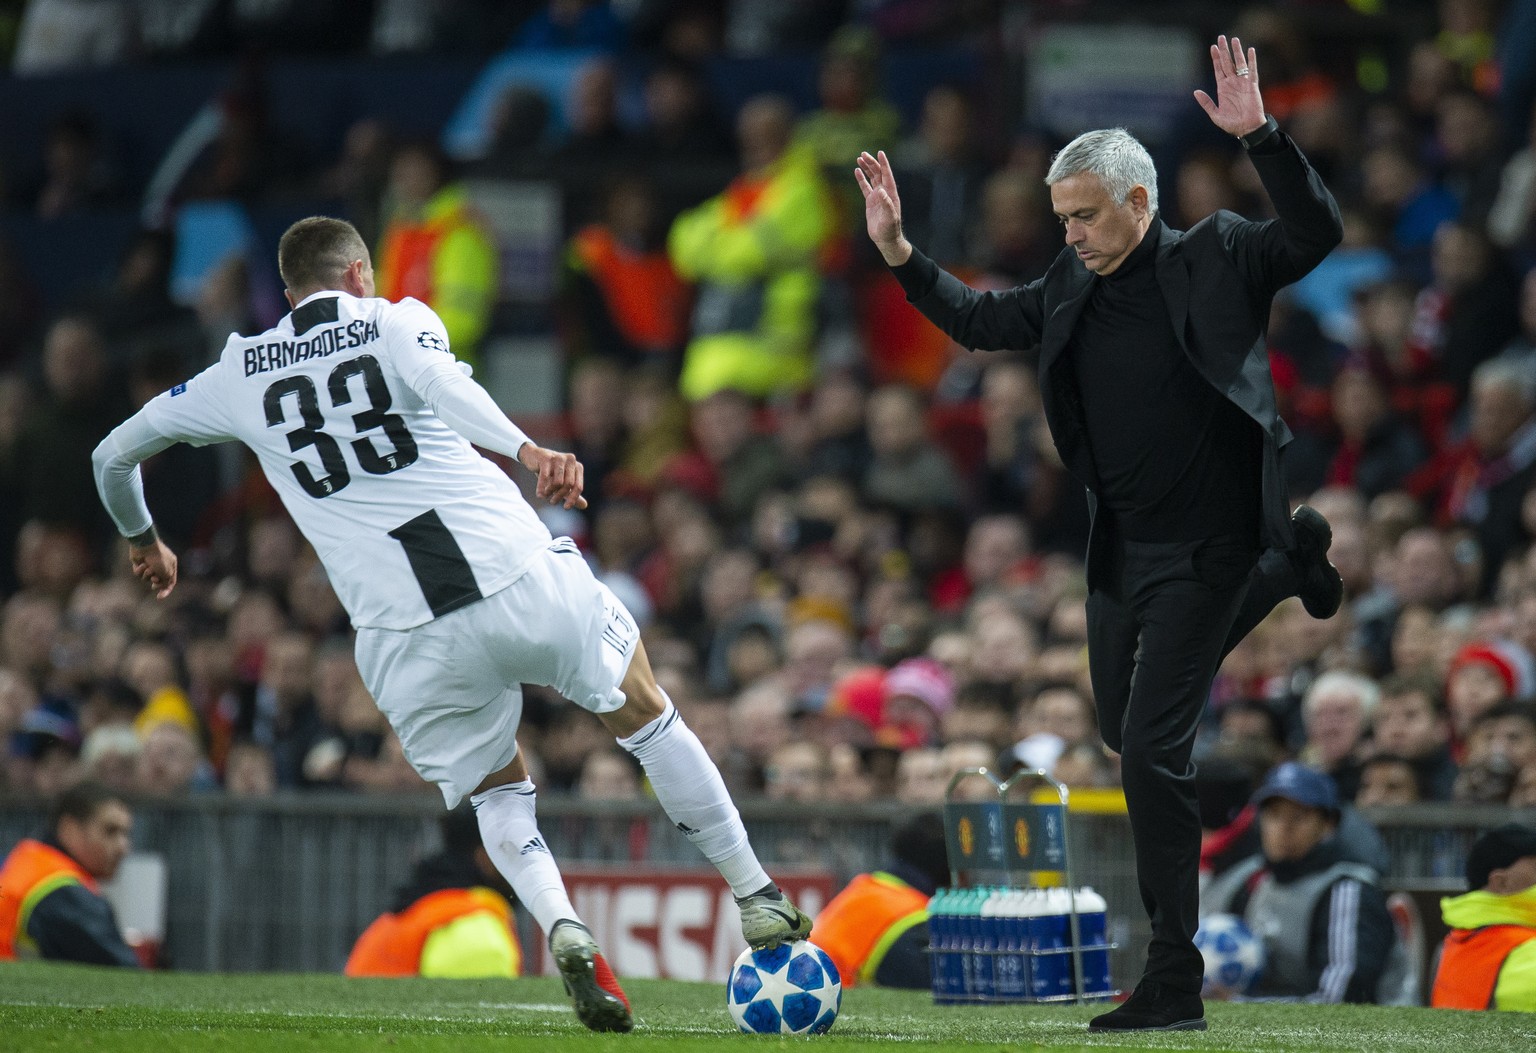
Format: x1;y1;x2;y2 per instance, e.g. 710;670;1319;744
726;939;841;1035
1194;913;1266;995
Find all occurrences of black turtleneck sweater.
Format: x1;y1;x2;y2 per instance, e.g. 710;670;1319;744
1068;216;1262;544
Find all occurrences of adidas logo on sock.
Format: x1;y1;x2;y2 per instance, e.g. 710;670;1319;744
520;836;549;856
675;821;699;837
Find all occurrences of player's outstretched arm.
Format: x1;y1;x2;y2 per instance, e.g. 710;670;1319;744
1193;34;1268;139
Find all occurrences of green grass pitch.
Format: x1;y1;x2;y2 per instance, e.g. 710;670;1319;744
3;962;1532;1053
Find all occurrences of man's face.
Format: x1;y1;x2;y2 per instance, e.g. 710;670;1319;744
1488;855;1536;896
1373;693;1446;758
1356;761;1420;807
58;801;132;880
1259;797;1334;864
1050;172;1149;276
1476;716;1536;769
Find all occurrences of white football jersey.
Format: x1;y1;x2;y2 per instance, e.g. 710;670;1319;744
143;292;552;629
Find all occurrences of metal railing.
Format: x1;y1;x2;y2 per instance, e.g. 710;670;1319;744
2;796;1530;977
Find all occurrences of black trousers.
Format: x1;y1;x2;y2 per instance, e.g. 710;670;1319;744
1086;534;1296;992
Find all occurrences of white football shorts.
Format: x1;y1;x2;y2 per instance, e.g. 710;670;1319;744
354;538;640;807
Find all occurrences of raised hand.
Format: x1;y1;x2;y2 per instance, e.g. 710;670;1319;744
1193;35;1267;139
855;150;912;266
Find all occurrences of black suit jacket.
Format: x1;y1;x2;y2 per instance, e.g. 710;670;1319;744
892;130;1343;589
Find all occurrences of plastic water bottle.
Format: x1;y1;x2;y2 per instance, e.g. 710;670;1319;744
958;888;982;1001
928;888;955;1004
976;888;1001;1001
1044;890;1069;1000
1072;887;1111;996
1043;888;1075;998
992;889;1028;1001
1019;889;1050;999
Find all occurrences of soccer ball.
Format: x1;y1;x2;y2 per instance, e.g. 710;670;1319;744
726;939;842;1035
1194;913;1265;995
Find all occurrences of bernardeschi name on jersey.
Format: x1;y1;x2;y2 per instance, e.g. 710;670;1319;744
142;293;552;630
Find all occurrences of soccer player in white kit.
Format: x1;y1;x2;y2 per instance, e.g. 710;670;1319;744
91;217;811;1032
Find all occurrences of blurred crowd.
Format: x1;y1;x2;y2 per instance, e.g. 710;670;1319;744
1;0;1536;837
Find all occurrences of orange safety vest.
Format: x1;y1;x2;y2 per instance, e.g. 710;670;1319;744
345;887;519;977
570;226;689;352
811;871;930;987
377;217;450;307
1431;924;1536;1009
0;839;98;960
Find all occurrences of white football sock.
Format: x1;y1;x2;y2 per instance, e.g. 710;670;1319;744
470;779;579;937
617;697;772;897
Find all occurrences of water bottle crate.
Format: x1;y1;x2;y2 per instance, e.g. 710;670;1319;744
935;769;1119;1007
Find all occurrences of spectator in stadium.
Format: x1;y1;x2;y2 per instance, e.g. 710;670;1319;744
1413;224;1524;401
135;719;215;796
576;747;642;801
374;141;497;373
1284;362;1427;500
894;85;990;268
92;216;816;1031
346;805;523;978
1462;701;1536;774
1200;763;1406;1004
862;384;963;515
239;631;327;789
1371;674;1458;799
0;781;138;967
223;739;277;797
812;812;948;989
14;314;127;542
794;25;900;178
559;177;690;368
669;94;833;400
1431;823;1536;1011
632;57;734;211
547;59;641;225
1298;671;1379;802
860;36;1347;1031
1353;754;1425;807
1445;639;1528;753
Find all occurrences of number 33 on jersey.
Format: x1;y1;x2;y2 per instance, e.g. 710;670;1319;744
143;293;553;630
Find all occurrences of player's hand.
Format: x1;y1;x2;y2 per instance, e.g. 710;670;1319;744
518;443;588;510
855;150;912;266
129;539;179;600
1194;35;1267;139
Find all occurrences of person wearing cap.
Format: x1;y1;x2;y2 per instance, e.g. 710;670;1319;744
811;812;948;989
346;805;523;978
1431;824;1536;1011
1200;762;1408;1003
880;657;955;749
0;780;138;967
1446;640;1531;755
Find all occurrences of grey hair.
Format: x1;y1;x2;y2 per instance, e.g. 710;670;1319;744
1045;128;1158;214
1471;357;1536;407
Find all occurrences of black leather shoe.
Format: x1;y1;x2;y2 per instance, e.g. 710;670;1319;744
1290;505;1343;619
1087;979;1206;1033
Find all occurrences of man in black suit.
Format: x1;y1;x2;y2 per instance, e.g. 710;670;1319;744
856;36;1344;1032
